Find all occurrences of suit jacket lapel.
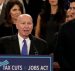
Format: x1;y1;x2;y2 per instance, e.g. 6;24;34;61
12;35;38;55
29;41;36;55
12;35;20;55
29;35;38;55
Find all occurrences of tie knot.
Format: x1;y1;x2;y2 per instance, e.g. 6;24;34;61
23;39;26;43
22;39;27;48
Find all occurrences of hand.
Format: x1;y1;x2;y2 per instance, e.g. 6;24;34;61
53;62;60;71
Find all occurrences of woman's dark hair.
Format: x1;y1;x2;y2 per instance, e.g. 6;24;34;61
5;0;23;25
41;0;66;23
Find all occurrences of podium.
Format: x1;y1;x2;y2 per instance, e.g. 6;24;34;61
0;56;53;71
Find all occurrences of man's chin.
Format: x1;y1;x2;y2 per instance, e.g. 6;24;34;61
23;34;29;37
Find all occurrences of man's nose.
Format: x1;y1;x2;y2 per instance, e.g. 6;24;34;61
24;23;29;27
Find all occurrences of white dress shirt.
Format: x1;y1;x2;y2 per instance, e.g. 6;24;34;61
18;33;31;55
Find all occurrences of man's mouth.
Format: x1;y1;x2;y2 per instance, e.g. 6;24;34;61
23;30;29;32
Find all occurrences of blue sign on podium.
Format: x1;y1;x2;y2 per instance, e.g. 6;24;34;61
0;56;53;71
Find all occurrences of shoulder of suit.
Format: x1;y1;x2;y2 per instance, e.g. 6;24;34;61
60;19;75;30
0;35;17;41
63;19;75;26
32;35;47;44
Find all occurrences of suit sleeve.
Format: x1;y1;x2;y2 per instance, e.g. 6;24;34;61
54;25;66;69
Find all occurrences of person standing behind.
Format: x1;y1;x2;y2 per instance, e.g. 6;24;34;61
0;14;49;55
54;0;75;71
0;0;24;37
65;9;74;22
69;0;75;19
55;19;75;71
65;0;75;22
35;0;66;53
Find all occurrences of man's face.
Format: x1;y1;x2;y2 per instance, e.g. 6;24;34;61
16;15;33;38
49;0;58;6
69;2;75;19
66;9;74;22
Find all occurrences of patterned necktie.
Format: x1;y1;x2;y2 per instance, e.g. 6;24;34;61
22;39;27;55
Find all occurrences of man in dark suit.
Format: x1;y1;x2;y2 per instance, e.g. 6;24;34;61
55;19;75;71
0;14;49;55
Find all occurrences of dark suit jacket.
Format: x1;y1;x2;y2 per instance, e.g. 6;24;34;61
0;35;49;55
55;19;75;71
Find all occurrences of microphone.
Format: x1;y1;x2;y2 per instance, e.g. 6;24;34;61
33;46;38;55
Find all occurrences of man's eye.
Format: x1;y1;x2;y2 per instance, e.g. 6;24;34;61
73;7;75;9
28;23;31;25
22;23;25;24
69;7;75;10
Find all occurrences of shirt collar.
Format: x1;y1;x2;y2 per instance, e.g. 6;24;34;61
18;33;31;54
18;33;30;43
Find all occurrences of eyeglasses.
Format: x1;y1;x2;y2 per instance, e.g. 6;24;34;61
69;7;75;10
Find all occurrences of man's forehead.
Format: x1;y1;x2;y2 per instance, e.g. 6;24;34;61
17;14;32;21
70;2;75;5
18;14;31;18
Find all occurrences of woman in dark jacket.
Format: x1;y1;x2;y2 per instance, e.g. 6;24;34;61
0;0;24;37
